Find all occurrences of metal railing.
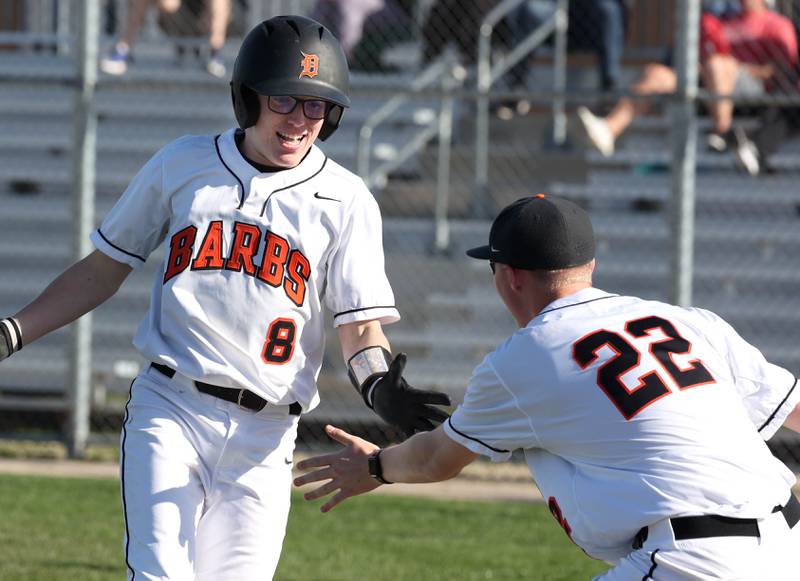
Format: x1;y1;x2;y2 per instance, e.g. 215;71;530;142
356;54;466;251
474;0;568;217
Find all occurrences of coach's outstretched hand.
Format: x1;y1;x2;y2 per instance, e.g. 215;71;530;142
294;425;380;513
369;353;451;438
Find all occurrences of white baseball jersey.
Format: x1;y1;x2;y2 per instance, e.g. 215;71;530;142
445;287;799;562
91;127;399;411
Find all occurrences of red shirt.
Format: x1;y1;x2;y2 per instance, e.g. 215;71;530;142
722;10;798;68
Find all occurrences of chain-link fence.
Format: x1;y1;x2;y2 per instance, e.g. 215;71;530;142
1;0;800;467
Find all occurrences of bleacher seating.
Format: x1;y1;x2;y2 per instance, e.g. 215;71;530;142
2;34;800;433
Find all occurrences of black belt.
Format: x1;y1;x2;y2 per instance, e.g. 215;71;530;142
633;493;800;550
150;362;301;416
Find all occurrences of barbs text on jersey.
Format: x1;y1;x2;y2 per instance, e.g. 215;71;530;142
163;219;311;307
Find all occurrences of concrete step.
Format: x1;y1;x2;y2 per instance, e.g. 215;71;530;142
551;179;800;206
585;148;800;171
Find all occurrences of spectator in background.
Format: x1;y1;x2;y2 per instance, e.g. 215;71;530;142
421;0;502;66
733;104;800;175
495;0;631;120
100;0;231;78
577;0;797;157
311;0;413;71
732;0;800;176
703;0;742;18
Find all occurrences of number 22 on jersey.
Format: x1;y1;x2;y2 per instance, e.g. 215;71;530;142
572;315;715;419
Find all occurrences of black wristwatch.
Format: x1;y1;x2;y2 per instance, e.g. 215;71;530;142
367;449;393;484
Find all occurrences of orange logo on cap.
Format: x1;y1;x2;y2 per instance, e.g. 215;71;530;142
299;52;319;78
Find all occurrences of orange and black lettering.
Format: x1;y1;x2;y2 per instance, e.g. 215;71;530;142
573;316;715;420
164;226;197;283
548;497;572;538
225;222;262;276
261;318;297;365
192;221;224;270
284;249;310;306
257;232;290;287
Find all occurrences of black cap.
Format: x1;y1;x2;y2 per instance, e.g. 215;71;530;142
466;194;595;270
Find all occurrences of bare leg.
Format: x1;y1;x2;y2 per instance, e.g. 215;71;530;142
207;0;231;52
118;0;158;50
700;54;739;135
606;63;677;138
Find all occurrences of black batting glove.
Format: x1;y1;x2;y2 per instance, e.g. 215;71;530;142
365;353;451;438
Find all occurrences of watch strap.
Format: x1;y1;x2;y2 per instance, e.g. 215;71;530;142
367;449;393;484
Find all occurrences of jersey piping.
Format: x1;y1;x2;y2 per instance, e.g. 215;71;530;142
758;377;798;433
446;417;510;453
644;549;660;579
120;380;136;579
212;132;330;215
333;305;398;319
537;293;619;318
260;156;328;216
96;229;147;263
213;134;246;208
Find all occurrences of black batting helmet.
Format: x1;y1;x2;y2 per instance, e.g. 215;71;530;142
230;15;351;141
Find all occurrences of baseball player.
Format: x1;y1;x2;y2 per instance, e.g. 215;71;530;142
294;195;800;580
0;15;450;580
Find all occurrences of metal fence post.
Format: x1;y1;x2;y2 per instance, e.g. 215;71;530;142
433;64;462;253
474;16;493;219
669;0;700;307
552;0;569;146
68;0;100;458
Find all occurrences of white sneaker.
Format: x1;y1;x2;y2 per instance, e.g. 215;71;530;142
706;132;729;153
206;54;227;79
577;106;614;157
733;126;760;176
100;45;132;76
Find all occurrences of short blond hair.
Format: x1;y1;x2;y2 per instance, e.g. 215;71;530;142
531;261;594;292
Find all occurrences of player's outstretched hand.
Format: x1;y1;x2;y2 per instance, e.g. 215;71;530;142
294;424;381;513
370;353;451;438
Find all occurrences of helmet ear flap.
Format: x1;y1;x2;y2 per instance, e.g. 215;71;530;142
318;104;344;141
231;83;261;129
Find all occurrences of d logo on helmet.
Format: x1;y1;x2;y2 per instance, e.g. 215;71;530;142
299;52;319;79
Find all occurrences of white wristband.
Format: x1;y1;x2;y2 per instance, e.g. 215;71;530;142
0;317;22;352
347;346;391;387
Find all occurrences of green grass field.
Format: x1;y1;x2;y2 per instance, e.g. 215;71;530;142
0;474;609;580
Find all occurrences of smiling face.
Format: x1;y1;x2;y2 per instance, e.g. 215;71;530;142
242;94;326;168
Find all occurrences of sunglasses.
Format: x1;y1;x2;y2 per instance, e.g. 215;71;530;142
267;96;329;120
489;261;496;274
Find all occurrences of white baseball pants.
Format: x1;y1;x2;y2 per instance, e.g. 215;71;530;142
595;505;797;581
120;365;299;580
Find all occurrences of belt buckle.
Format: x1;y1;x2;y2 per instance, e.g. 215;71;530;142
236;388;246;409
